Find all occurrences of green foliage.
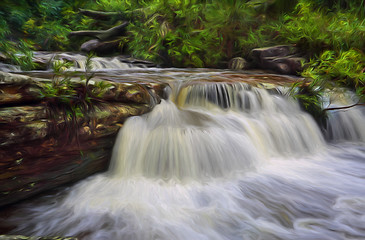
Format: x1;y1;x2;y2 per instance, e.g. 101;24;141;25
0;35;35;70
273;1;365;55
23;19;71;50
307;0;365;17
290;49;365;121
290;80;327;123
41;54;112;141
125;0;269;67
0;0;97;51
302;49;365;91
125;0;222;67
96;0;142;12
0;3;35;70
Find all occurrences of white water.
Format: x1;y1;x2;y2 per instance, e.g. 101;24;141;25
323;90;365;142
4;78;365;240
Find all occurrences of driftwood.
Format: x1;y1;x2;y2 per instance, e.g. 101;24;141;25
79;8;122;21
324;102;365;111
68;22;129;41
79;8;143;21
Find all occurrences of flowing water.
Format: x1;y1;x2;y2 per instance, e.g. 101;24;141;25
2;65;365;240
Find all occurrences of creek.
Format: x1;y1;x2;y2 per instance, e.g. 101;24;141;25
1;54;365;240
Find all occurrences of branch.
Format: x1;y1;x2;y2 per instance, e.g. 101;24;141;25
79;8;122;21
324;102;365;111
68;22;129;41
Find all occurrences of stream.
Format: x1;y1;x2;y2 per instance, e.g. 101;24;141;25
1;53;365;240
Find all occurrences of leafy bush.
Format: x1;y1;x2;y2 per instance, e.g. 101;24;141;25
125;0;221;67
302;49;365;94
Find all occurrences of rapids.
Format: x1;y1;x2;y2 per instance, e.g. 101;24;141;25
2;68;365;240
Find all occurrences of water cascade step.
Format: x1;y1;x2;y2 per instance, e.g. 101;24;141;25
2;71;365;240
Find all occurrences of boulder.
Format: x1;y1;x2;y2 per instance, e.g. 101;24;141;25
228;57;248;70
81;39;121;55
251;45;305;75
261;56;305;75
80;39;101;52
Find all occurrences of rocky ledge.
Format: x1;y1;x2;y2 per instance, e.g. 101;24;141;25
0;71;167;207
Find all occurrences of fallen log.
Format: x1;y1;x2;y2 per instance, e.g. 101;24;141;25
324;102;365;111
68;22;129;41
79;8;122;21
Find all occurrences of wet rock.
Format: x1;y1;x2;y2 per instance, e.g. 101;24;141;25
96;82;152;104
228;57;247;70
251;45;305;75
80;39;101;52
81;39;121;55
0;72;45;106
262;56;305;75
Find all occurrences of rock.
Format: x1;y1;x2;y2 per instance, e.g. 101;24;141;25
0;71;39;85
0;71;165;106
251;45;305;75
0;104;150;207
95;82;152;104
0;71;45;106
80;39;101;52
0;52;9;62
0;72;167;207
251;45;297;60
81;39;122;55
262;56;305;75
228;57;247;70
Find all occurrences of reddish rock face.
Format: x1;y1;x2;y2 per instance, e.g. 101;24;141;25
0;71;167;207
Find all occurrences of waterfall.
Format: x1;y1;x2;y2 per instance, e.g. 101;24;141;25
323;90;365;142
3;73;365;240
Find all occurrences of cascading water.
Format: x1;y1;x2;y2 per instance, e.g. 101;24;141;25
2;71;365;240
323;90;365;142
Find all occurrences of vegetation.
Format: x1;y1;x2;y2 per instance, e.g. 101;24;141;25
41;54;111;141
0;0;364;119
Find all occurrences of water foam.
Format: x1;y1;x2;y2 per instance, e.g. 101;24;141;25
3;80;365;240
